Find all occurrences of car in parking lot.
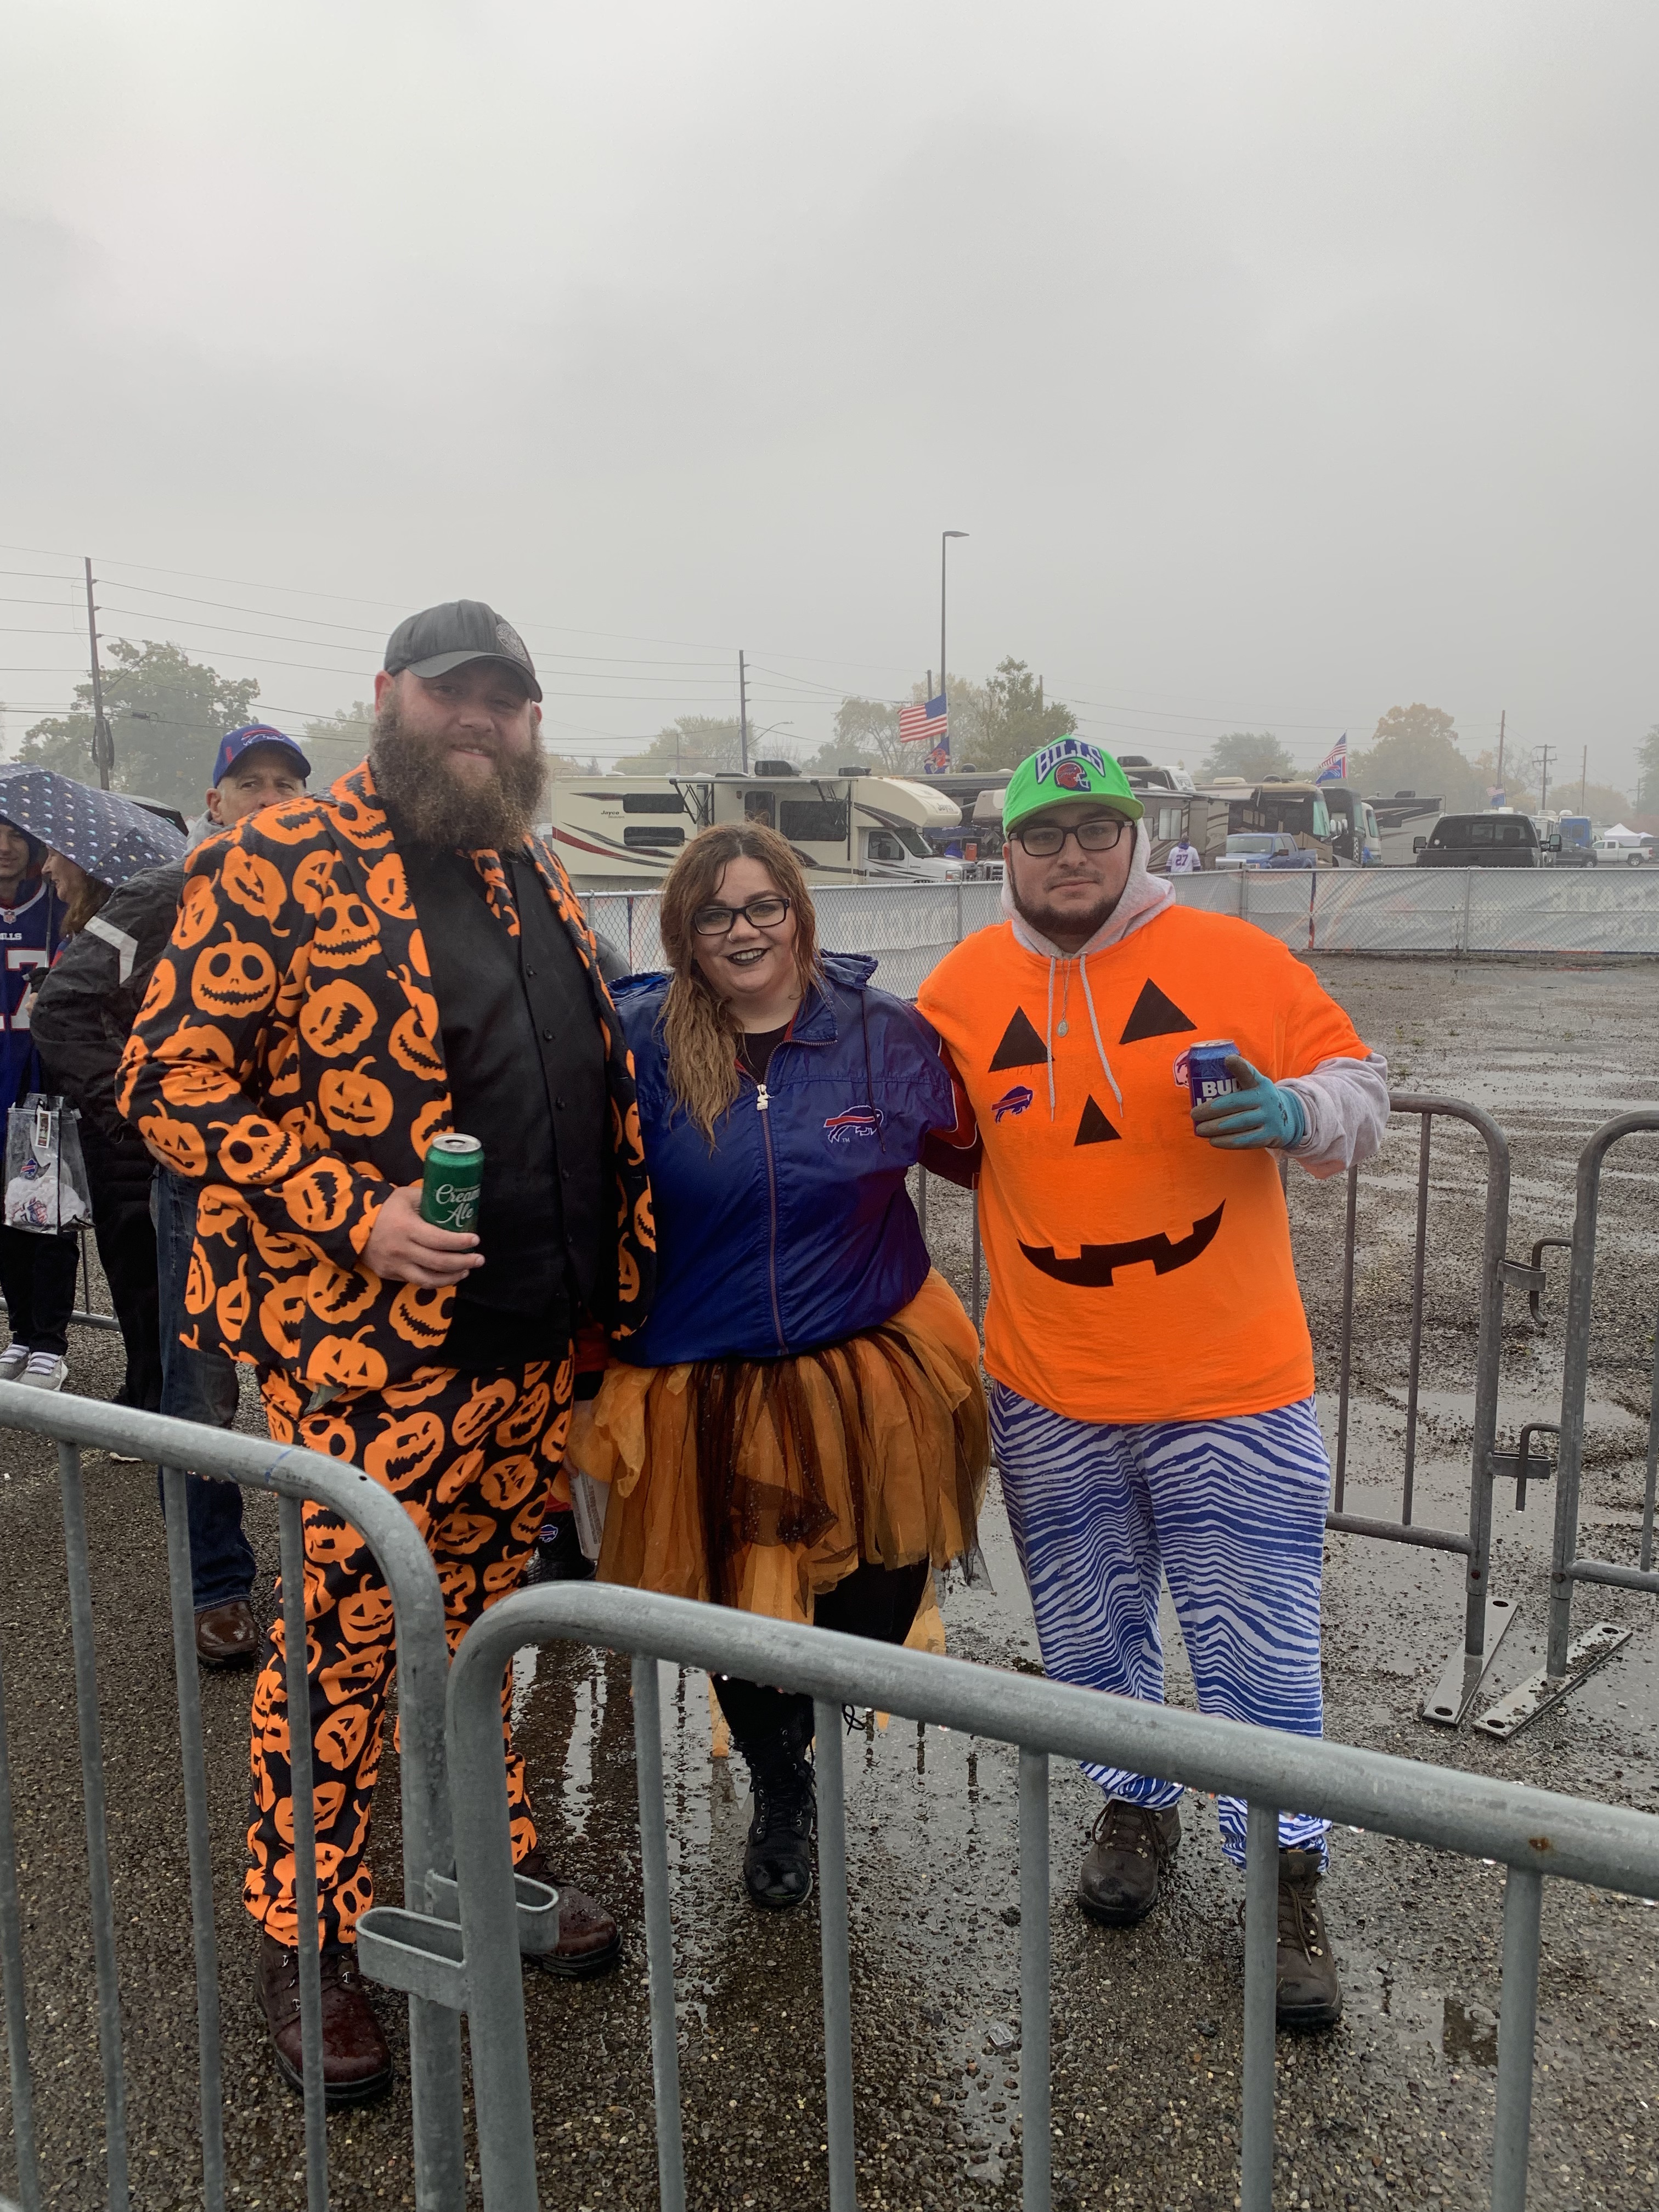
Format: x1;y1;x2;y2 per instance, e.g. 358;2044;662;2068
1212;831;1318;871
1414;813;1542;867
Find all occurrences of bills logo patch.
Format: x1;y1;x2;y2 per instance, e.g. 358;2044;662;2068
992;1084;1035;1122
1034;735;1108;785
824;1107;885;1145
1053;760;1092;792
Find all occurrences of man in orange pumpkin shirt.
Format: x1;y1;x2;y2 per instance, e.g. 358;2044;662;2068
919;740;1388;2028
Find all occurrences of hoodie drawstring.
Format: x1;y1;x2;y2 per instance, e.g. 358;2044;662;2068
1078;955;1124;1113
1043;952;1125;1121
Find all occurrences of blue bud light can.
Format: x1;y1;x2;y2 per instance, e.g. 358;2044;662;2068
1185;1039;1239;1110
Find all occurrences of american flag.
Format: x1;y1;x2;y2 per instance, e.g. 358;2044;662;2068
899;692;948;746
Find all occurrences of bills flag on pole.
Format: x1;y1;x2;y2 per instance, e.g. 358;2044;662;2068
899;692;949;747
1313;733;1347;784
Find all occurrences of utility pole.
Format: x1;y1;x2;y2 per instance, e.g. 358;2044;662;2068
1536;743;1555;817
1578;746;1587;811
738;650;749;773
1493;709;1505;804
84;556;114;790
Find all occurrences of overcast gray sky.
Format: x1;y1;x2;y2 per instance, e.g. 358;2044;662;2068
3;1;1655;788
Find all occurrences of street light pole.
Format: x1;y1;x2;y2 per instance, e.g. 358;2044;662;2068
942;528;969;716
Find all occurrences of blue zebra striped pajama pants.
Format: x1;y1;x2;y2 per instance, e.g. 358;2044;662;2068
990;1384;1331;1867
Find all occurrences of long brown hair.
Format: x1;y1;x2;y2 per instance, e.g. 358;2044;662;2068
658;822;820;1136
62;871;112;937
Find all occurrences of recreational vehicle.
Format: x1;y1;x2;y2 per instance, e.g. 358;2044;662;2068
545;762;965;889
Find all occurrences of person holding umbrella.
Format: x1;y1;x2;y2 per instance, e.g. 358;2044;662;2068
0;770;185;1408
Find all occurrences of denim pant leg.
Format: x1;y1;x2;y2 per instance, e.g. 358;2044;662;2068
154;1170;255;1610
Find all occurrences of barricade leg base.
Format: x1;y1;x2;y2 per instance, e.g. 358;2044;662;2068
1471;1621;1632;1741
1420;1597;1520;1727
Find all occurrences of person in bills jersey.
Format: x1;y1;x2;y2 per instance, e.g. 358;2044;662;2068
919;737;1388;2029
0;815;75;1391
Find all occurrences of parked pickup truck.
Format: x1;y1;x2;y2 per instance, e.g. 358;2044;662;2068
1414;814;1542;867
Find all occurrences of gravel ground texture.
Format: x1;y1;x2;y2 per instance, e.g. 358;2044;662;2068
1;952;1657;2211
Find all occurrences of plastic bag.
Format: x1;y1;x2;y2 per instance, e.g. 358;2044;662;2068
4;1094;92;1234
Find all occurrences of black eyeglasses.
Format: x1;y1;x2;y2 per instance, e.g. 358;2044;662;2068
1012;815;1130;858
691;893;794;937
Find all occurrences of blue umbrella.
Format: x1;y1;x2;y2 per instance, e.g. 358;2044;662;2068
0;769;186;887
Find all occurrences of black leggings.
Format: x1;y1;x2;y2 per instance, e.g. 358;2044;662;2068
712;1558;930;1763
0;1227;80;1359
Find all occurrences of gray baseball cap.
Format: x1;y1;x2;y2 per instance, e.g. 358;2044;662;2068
383;600;541;702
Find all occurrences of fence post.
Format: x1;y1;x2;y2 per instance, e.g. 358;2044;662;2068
1548;1129;1606;1678
1018;1747;1051;2212
1489;1869;1544;2211
1238;1802;1279;2212
160;1467;226;2212
0;1627;40;2212
55;1441;129;2211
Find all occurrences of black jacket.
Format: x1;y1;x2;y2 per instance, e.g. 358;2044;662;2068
32;864;185;1159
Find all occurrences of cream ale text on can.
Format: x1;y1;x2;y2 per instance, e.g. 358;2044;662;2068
420;1133;483;1232
1185;1039;1240;1109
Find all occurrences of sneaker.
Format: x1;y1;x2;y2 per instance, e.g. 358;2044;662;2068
1077;1799;1181;1927
1276;1848;1341;2029
18;1353;67;1392
0;1344;29;1383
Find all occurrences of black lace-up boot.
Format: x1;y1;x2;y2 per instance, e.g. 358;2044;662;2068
1076;1798;1181;1927
736;1702;816;1911
1276;1848;1341;2027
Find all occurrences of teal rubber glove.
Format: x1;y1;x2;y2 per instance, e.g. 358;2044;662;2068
1191;1054;1307;1150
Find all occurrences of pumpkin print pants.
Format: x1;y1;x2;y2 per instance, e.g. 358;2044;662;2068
245;1348;574;1949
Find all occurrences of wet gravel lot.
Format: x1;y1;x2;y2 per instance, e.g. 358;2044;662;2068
1;954;1657;2210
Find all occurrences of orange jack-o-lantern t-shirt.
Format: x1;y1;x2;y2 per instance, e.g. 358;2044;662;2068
918;905;1370;1425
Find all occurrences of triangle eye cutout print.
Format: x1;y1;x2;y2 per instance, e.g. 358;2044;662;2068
1075;1097;1121;1146
989;1007;1049;1071
1119;980;1197;1045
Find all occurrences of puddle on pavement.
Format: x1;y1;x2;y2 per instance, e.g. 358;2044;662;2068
1340;1932;1502;2070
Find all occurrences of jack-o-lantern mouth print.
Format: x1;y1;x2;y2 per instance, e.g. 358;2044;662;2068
1019;1203;1224;1288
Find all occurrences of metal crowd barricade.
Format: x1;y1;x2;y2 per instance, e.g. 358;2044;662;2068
371;1581;1659;2212
1321;1095;1545;1726
0;1386;469;2212
1475;1110;1659;1740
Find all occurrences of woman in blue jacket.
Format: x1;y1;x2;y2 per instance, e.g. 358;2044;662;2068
574;821;989;1909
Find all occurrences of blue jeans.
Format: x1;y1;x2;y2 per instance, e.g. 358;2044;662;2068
153;1170;255;1612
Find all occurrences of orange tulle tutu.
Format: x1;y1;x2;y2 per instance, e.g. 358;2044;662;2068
573;1269;990;1626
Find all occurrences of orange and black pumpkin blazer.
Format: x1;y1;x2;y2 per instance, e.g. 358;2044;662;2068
118;763;655;1396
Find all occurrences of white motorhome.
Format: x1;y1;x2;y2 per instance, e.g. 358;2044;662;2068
545;762;966;889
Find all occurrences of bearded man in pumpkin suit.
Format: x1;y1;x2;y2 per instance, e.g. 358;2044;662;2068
919;741;1388;2030
121;601;655;2102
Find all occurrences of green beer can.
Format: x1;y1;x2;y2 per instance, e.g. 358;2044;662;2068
420;1133;483;1233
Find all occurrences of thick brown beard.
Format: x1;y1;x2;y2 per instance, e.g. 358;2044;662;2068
1009;882;1123;945
370;697;548;851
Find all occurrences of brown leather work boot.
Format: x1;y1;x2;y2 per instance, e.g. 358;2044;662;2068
1276;1849;1341;2029
256;1932;393;2104
195;1599;259;1668
1077;1799;1181;1927
517;1846;622;1979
